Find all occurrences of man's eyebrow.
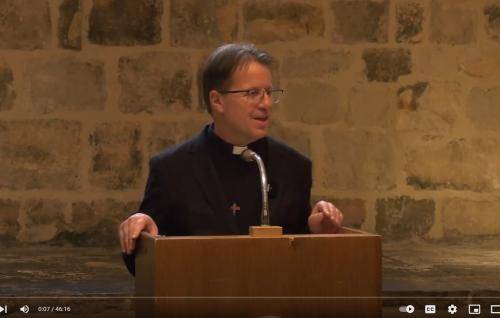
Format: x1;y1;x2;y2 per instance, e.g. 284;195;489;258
236;86;270;91
250;86;273;90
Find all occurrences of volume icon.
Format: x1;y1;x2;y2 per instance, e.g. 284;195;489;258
20;305;29;314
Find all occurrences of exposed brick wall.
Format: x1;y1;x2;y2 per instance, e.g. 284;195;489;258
1;0;499;246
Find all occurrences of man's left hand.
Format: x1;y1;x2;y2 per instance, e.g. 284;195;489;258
308;200;343;234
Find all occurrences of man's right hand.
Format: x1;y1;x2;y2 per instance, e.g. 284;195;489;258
119;213;159;255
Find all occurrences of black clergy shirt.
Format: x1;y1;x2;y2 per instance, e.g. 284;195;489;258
206;124;268;234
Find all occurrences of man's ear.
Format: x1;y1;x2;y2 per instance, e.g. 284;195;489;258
209;90;224;114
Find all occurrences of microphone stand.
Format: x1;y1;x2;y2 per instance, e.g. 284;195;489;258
241;149;282;237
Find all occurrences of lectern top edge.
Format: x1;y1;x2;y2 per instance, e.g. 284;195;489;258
139;227;381;242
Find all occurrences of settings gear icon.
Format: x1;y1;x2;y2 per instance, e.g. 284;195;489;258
448;304;458;314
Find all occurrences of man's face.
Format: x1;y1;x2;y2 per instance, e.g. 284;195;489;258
211;61;273;146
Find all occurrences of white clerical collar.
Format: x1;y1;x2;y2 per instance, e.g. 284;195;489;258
232;145;248;155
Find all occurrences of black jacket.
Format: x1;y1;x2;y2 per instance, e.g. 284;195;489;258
124;124;312;275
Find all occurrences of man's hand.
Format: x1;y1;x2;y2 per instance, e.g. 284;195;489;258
307;201;343;234
118;213;158;254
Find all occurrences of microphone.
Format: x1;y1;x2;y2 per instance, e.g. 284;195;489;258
240;149;270;226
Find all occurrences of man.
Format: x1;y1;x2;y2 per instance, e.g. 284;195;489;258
119;43;343;275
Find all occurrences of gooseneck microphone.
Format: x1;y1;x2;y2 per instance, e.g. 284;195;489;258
240;149;270;226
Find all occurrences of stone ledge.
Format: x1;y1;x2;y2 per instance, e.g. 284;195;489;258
1;246;133;297
383;237;500;293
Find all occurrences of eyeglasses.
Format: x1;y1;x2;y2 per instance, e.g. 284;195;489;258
218;87;284;104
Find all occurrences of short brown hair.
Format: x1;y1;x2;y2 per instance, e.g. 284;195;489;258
200;43;273;113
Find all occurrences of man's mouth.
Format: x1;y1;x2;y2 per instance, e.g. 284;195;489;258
253;116;268;122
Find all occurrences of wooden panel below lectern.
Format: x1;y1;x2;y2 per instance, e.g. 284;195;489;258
135;228;381;318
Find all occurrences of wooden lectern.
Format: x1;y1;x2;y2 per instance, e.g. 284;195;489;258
135;228;381;318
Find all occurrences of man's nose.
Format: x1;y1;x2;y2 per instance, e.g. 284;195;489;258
258;91;273;109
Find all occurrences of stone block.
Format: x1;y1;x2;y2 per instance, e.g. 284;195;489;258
346;85;396;128
149;120;208;156
119;52;192;114
89;122;142;190
334;198;366;228
0;61;15;111
60;199;138;246
396;1;424;43
467;87;500;130
459;52;500;78
282;50;350;78
430;0;476;45
362;48;411;82
28;58;106;113
58;0;81;50
330;0;388;43
269;121;311;158
312;196;366;228
397;82;428;111
170;0;238;48
376;196;435;240
243;0;324;44
442;198;500;236
0;120;81;190
19;199;67;243
0;0;51;50
282;81;343;125
0;199;20;241
321;130;396;191
485;5;500;43
395;82;460;133
404;136;500;192
414;47;464;80
88;0;162;45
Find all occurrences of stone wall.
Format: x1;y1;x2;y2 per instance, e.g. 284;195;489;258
1;0;500;247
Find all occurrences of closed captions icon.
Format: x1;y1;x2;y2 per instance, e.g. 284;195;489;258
425;304;436;314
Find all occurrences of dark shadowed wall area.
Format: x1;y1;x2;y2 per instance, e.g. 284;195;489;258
1;0;500;251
